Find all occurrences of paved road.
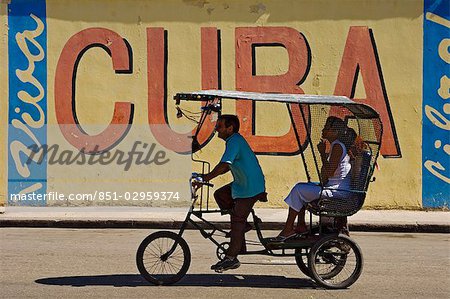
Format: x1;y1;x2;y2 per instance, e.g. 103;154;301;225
1;228;448;298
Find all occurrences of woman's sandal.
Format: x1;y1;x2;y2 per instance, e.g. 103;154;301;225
271;233;297;242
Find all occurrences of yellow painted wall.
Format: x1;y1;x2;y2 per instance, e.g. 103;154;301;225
1;0;432;209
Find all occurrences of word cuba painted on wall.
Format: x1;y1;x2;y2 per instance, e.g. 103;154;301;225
14;0;439;206
53;26;401;156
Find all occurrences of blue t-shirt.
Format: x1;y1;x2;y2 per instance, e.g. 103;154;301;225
220;133;266;199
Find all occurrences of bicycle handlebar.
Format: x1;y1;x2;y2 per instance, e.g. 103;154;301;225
191;173;214;186
194;181;214;187
190;173;214;196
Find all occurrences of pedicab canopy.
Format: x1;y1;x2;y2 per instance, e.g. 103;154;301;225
174;90;380;119
175;90;383;215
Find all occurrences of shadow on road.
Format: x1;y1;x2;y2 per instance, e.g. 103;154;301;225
36;274;317;289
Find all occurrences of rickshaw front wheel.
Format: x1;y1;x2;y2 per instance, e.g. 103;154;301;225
136;231;191;285
308;234;363;289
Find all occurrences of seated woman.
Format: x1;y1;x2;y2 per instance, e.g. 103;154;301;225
276;116;352;240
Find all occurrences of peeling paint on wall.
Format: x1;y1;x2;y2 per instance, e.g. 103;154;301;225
183;0;209;8
249;3;266;14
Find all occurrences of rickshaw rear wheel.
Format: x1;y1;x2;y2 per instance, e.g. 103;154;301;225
308;234;363;289
136;231;191;285
294;248;311;277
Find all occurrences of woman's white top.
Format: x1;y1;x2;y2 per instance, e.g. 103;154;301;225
325;140;351;189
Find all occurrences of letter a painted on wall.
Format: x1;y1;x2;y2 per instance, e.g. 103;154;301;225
334;26;401;158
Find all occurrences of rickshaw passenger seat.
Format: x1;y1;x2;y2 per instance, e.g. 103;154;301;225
351;149;373;192
307;149;373;217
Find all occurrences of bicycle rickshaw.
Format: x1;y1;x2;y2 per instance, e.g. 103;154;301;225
136;90;383;289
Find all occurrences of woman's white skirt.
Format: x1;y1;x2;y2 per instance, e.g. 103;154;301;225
284;182;349;212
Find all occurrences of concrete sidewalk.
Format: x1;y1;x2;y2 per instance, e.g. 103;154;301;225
0;206;448;233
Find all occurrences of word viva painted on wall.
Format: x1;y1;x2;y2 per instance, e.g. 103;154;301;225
8;0;47;203
55;26;401;156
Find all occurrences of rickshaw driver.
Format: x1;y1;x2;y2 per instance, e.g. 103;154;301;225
198;114;266;272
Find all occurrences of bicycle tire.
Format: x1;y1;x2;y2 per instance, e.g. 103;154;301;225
136;231;191;285
308;234;363;289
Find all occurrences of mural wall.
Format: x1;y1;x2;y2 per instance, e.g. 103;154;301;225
1;0;448;209
422;0;449;208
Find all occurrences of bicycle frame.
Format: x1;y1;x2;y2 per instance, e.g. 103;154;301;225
173;181;323;259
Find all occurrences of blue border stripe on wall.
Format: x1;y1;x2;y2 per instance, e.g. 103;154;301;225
7;0;47;206
422;0;450;208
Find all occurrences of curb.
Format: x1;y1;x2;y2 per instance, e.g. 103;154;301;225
0;219;448;233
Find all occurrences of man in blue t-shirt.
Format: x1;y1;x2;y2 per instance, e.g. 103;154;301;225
201;114;266;272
